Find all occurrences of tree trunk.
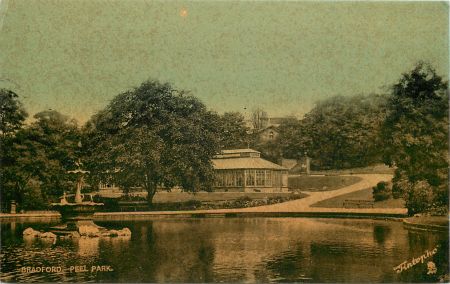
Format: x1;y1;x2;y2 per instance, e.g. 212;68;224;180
145;182;157;206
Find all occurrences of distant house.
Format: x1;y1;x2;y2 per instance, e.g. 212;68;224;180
251;117;296;143
257;125;279;142
212;149;288;192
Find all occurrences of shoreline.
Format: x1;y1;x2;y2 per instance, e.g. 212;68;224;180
402;216;449;233
0;209;408;222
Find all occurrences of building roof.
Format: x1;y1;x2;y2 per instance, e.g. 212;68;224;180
212;157;287;170
257;125;279;133
221;149;260;154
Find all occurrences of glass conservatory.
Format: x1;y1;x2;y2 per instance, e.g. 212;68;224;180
212;149;288;192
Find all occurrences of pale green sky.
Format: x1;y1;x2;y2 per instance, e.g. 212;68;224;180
0;0;448;123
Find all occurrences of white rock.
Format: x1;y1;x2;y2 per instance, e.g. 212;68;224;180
40;232;56;238
23;228;40;237
118;228;132;236
79;225;100;237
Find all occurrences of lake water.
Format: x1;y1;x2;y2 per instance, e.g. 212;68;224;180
1;218;448;283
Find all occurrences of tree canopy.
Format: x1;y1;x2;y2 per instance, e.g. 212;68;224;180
217;112;250;149
0;89;28;138
1;108;80;210
84;80;221;203
279;94;387;169
382;62;448;214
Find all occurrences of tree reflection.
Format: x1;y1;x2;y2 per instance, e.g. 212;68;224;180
373;224;392;245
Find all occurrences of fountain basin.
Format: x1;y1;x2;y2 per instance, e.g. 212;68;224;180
52;202;104;221
50;202;106;236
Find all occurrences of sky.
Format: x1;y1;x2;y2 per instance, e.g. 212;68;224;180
0;0;448;123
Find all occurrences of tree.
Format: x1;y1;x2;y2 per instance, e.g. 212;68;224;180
217;112;250;149
1;109;81;210
84;80;221;204
0;89;28;209
279;94;387;169
0;89;28;138
382;62;448;214
278;117;312;160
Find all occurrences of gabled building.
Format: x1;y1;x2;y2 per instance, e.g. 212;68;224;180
256;125;279;142
212;149;288;192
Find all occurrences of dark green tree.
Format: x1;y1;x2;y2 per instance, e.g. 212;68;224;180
84;80;221;204
1;109;80;210
279;94;387;169
0;89;28;209
218;112;250;149
382;62;448;215
0;89;28;138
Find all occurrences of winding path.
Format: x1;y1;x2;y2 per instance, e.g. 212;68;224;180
234;173;407;214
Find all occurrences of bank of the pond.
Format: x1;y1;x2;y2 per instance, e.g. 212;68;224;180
403;216;449;232
0;206;408;222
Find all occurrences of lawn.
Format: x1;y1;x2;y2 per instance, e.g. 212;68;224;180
98;191;308;212
288;175;362;191
311;187;405;209
152;192;300;203
310;164;395;175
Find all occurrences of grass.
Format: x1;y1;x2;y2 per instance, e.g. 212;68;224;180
310;164;395;175
288;175;362;191
311;187;405;209
153;192;299;203
150;193;308;211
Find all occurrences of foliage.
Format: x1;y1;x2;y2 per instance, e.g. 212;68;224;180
218;112;250;149
403;180;435;215
84;80;222;204
381;62;448;214
0;89;28;138
372;181;391;202
279;94;387;169
252;140;282;163
1;109;80;210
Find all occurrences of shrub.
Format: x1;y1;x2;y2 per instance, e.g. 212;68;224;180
184;199;202;209
93;196;120;212
372;181;391;201
405;180;434;215
391;170;408;199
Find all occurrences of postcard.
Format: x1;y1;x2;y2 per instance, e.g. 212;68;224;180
0;0;448;283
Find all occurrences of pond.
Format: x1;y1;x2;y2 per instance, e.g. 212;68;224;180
0;218;448;283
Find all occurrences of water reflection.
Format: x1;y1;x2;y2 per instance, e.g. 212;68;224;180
373;224;392;244
77;237;100;257
0;218;448;283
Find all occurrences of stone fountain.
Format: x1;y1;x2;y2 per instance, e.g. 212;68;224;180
23;162;131;239
49;168;106;237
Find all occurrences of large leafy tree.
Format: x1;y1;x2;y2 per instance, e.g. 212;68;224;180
279;94;387;169
84;80;221;204
382;62;448;214
0;89;28;209
1;109;80;209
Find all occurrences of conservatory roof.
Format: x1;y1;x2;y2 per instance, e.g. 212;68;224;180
212;157;286;170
